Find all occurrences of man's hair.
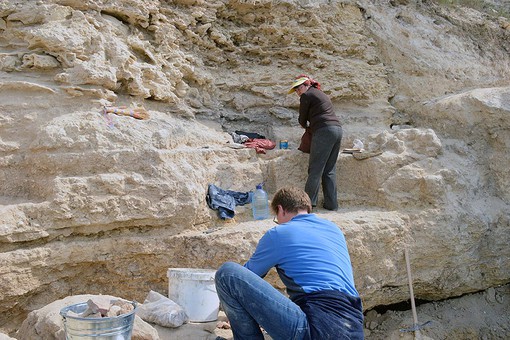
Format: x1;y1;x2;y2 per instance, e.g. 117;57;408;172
271;187;312;214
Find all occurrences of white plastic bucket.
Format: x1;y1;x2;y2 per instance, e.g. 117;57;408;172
167;268;219;322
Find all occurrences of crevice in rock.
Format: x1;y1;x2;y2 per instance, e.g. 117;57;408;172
369;298;430;314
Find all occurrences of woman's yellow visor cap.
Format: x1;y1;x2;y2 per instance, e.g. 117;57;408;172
288;77;308;94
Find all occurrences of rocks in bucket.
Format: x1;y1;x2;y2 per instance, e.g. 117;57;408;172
64;297;134;318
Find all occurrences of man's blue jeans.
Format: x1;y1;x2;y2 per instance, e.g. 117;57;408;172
215;262;309;340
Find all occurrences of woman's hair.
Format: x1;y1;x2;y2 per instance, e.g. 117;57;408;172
271;186;312;214
296;74;321;90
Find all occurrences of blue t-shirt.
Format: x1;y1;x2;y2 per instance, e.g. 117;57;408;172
244;214;359;299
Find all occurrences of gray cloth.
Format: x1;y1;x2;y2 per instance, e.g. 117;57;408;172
229;132;249;144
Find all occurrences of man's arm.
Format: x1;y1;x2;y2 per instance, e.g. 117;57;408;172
243;231;278;278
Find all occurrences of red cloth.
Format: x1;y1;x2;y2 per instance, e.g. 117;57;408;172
244;138;276;154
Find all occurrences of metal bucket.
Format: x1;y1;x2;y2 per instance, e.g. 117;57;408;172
60;301;136;340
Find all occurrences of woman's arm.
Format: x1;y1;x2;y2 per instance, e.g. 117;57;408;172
298;95;311;128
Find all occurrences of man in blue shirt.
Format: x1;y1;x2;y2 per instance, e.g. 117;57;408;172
215;186;364;339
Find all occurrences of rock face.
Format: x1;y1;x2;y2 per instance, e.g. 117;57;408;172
0;0;509;336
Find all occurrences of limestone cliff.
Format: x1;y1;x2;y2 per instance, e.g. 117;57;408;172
0;0;509;336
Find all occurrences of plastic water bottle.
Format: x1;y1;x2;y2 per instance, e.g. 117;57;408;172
252;183;269;220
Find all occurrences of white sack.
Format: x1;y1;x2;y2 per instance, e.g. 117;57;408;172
136;290;188;328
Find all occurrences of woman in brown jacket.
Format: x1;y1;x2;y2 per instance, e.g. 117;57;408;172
289;75;343;211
